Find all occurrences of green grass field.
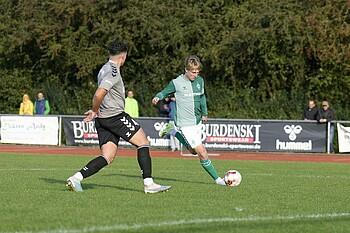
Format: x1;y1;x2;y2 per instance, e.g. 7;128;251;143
1;152;350;233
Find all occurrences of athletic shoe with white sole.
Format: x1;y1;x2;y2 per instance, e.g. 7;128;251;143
215;177;226;186
144;183;171;194
66;177;84;192
159;123;172;138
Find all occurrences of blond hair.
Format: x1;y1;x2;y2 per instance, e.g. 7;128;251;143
185;55;203;71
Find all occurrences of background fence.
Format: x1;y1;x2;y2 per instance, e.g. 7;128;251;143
1;114;345;154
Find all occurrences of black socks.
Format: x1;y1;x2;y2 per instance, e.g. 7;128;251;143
137;145;152;179
79;156;109;179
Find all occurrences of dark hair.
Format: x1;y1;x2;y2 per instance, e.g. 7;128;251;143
109;40;128;56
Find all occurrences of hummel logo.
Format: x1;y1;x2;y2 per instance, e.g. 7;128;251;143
283;125;302;141
111;65;119;77
121;117;135;131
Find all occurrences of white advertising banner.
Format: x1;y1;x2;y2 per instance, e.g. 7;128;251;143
337;123;350;153
0;116;59;145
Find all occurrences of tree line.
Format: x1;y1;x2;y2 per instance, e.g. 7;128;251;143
0;0;349;120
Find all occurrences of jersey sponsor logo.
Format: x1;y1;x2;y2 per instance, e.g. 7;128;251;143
104;80;113;85
184;93;201;97
99;69;105;77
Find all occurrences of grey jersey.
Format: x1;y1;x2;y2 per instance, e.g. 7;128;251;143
97;60;125;118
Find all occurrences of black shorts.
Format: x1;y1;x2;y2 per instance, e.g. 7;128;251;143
95;112;141;148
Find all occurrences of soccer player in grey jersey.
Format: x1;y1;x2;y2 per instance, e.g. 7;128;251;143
66;40;171;193
152;55;226;186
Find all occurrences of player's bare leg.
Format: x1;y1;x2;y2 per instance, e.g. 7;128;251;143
101;141;118;163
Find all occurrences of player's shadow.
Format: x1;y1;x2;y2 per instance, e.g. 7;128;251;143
104;173;207;185
40;178;140;192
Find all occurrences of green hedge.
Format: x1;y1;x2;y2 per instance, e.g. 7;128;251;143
0;0;349;119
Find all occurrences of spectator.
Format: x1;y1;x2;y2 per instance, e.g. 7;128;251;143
318;101;335;153
19;94;34;115
303;100;319;120
34;92;50;115
157;97;170;117
167;96;180;152
124;90;139;117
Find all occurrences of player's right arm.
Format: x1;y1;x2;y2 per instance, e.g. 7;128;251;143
84;88;107;122
84;64;117;122
152;81;176;105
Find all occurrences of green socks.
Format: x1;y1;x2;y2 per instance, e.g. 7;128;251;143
173;131;219;180
200;159;219;180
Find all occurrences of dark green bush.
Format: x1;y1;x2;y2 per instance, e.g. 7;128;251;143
0;0;349;119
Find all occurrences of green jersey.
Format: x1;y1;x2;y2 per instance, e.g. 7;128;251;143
155;74;208;127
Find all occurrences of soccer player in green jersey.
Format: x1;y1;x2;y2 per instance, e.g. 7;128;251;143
152;55;226;186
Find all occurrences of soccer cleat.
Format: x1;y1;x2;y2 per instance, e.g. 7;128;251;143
215;177;226;186
66;177;84;192
144;182;171;194
159;123;172;138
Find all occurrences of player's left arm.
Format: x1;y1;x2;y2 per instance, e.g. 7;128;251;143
200;78;208;122
200;94;208;122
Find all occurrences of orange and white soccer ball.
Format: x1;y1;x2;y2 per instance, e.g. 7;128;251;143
224;170;242;186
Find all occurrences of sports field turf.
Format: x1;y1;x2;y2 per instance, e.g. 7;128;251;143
1;152;350;233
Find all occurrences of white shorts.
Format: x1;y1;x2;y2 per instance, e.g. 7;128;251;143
179;123;202;148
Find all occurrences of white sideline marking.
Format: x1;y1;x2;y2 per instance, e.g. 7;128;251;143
295;174;350;179
9;212;350;233
0;168;75;171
